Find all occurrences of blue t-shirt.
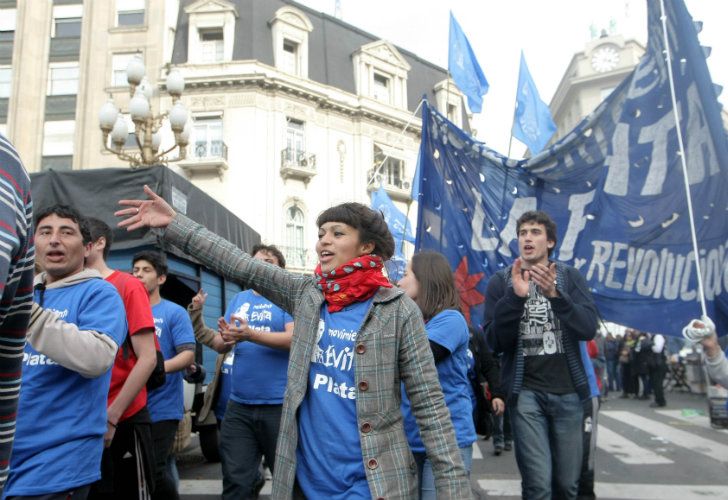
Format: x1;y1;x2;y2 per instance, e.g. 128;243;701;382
225;290;293;405
580;341;600;399
147;299;195;423
466;347;477;411
215;351;234;421
6;277;126;496
296;299;373;500
401;309;476;452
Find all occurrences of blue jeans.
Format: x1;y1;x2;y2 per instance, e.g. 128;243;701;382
606;359;621;392
511;390;583;500
220;401;282;500
413;445;473;500
492;406;512;450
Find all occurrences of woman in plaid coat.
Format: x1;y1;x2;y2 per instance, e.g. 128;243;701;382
118;187;472;499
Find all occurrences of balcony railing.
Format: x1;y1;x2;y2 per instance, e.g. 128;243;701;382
280;147;317;184
367;169;412;201
193;140;228;160
179;140;229;178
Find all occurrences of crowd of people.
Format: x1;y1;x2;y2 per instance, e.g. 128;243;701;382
0;131;724;500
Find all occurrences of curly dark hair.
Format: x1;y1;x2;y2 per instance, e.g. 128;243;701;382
316;203;395;261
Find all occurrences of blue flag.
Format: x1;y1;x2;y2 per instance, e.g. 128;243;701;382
371;187;414;282
448;12;489;113
512;51;557;154
416;0;728;335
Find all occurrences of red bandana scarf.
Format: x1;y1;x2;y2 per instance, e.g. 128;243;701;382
314;254;392;312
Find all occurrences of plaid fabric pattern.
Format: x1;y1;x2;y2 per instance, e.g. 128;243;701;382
165;215;472;499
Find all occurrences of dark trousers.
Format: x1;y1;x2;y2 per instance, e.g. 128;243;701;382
620;363;633;395
650;364;667;406
576;397;600;499
220;401;282;500
150;420;180;500
89;407;154;500
639;373;651;397
493;406;513;449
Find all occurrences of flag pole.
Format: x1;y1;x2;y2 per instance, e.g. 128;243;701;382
500;89;519;220
402;201;412;258
366;98;425;188
658;0;708;317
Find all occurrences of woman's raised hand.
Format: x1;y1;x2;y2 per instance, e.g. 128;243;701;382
190;289;208;310
116;185;176;231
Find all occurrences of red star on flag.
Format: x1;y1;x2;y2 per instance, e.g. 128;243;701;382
453;256;485;325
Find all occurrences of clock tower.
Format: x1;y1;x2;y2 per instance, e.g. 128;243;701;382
549;33;645;141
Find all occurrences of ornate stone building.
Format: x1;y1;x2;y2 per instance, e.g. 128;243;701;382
549;32;646;139
0;0;467;272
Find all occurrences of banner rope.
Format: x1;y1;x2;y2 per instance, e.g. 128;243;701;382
658;0;707;317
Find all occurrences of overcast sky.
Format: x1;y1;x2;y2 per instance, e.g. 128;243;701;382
297;0;727;156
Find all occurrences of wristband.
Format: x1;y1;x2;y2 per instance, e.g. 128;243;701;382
107;420;118;428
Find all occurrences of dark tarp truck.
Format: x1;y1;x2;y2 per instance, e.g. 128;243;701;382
31;166;260;462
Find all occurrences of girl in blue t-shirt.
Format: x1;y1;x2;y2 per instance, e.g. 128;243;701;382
398;250;477;499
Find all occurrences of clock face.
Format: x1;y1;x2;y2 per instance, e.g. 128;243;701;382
591;46;620;73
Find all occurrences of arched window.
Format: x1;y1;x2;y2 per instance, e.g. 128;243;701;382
286;205;305;268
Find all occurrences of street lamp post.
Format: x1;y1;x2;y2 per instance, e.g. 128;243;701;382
99;56;190;168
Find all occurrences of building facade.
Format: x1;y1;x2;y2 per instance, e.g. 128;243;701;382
1;0;465;272
549;32;646;140
549;29;727;149
1;0;179;171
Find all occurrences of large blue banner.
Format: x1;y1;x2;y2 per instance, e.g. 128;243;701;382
415;0;728;336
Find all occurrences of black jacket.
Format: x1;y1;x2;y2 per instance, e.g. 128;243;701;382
484;262;599;403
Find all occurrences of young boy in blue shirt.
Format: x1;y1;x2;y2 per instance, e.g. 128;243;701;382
132;251;194;500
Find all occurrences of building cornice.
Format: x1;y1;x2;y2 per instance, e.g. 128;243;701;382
160;61;423;134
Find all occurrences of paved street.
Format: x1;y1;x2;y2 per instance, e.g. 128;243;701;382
178;390;728;499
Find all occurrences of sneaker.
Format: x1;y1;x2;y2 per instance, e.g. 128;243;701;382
252;474;266;499
503;441;513;451
649;402;666;408
494;445;503;456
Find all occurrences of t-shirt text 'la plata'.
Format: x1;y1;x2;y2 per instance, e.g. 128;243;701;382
7;278;126;497
296;298;374;500
224;290;293;405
